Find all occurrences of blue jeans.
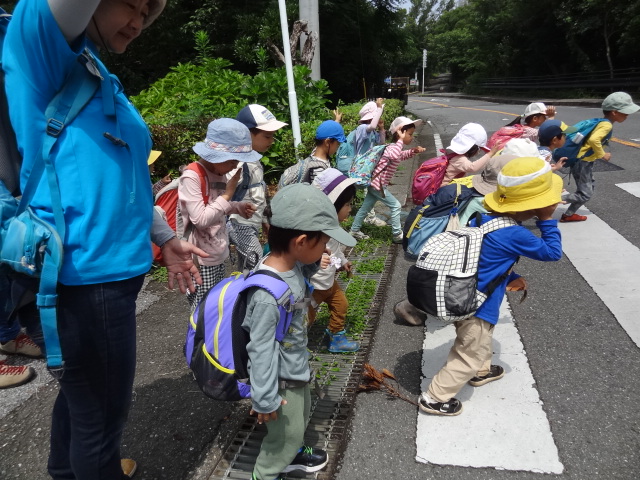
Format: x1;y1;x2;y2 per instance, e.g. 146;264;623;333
351;186;402;236
0;271;44;348
47;275;144;480
565;160;595;216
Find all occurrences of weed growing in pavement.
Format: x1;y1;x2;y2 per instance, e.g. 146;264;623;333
151;265;168;284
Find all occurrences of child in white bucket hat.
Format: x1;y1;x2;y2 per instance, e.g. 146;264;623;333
419;157;563;416
441;123;502;187
180;118;261;310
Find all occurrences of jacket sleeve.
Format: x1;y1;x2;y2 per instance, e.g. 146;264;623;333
244;291;283;413
582;121;613;160
178;171;230;228
511;220;562;262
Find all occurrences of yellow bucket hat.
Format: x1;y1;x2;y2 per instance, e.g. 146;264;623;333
484;157;562;213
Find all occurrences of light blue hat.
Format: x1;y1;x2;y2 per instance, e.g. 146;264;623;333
192;118;262;164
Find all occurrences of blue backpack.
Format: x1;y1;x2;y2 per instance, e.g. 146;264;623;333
348;144;388;187
185;270;304;402
0;8;100;373
403;183;476;260
552;118;612;167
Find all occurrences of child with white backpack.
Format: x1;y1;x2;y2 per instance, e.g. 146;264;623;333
417;157;563;416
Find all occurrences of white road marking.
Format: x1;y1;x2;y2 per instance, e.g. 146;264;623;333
433;133;443;152
416;300;564;473
556;205;640;347
616;182;640;198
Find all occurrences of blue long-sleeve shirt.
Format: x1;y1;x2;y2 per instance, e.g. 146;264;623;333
474;215;562;324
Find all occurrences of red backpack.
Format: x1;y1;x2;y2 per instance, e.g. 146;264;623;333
411;150;456;205
486;124;524;149
152;162;209;263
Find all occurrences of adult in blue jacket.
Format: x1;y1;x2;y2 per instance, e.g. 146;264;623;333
3;1;206;478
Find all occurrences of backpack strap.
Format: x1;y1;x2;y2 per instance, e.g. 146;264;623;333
243;270;309;342
12;47;101;374
186;162;209;203
477;215;519;298
231;162;265;202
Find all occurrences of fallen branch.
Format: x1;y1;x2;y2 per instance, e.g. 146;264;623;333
357;363;418;407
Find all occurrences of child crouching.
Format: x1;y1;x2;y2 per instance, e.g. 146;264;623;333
310;168;360;353
242;184;356;479
419;157;563;416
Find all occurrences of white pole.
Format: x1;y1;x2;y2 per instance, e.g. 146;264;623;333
278;0;302;147
422;48;426;95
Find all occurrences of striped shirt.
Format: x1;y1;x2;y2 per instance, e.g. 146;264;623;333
370;139;417;190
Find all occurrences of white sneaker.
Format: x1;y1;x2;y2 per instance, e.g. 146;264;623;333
392;233;403;244
364;213;387;227
349;230;369;240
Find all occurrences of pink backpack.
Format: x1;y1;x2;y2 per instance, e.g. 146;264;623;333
411;150;456;205
486;124;525;149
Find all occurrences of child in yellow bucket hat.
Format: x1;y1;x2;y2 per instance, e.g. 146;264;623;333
419;157;563;416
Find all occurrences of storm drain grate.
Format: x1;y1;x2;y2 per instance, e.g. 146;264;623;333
207;244;395;480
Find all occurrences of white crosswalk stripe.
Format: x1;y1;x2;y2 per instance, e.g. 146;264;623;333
417;300;564;473
616;181;640;198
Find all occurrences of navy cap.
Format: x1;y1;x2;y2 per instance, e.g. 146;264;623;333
538;119;577;145
315;120;346;143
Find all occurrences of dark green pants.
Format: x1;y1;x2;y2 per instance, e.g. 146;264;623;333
253;385;311;480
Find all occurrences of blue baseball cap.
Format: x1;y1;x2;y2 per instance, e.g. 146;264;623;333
538;119;577;145
315;120;346;143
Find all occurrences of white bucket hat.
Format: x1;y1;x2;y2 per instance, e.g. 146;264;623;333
447;123;487;154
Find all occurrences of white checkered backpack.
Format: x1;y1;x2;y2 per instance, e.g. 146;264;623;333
406;216;517;322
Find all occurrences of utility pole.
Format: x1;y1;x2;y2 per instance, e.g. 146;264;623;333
278;0;301;147
422;48;427;95
299;0;321;81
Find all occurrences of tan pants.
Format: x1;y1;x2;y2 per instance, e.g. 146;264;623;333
307;280;348;334
427;316;494;402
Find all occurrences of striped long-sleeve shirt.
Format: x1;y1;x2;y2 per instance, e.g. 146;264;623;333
370;139;418;191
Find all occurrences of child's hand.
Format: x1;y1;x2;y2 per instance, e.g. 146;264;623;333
333;108;343;123
489;142;503;156
545;105;556;119
225;169;242;196
341;261;353;273
378;119;385;130
534;203;559;220
412;146;426;155
551;157;567;171
376;97;384;108
506;276;527;291
250;399;288;424
603;152;612;162
320;253;331;269
242;202;257;219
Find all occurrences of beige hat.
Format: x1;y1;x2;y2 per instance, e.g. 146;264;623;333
523;102;547;117
471;154;517;196
502;138;543;159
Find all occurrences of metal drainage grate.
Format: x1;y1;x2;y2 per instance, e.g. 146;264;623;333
207;243;395;480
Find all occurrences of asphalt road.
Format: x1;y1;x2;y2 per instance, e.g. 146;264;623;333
336;96;640;480
2;95;639;479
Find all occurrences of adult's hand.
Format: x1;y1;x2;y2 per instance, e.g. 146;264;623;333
161;238;209;293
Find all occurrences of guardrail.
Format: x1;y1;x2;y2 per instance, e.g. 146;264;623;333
475;68;640;91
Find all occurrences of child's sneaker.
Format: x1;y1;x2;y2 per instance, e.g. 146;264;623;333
560;213;587;222
392;233;403;244
326;329;360;353
468;365;504;386
0;361;36;389
349;230;369;240
364;212;387;227
418;394;463;416
0;333;43;358
282;445;328;473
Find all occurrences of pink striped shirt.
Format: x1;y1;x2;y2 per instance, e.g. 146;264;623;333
370;139;417;191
